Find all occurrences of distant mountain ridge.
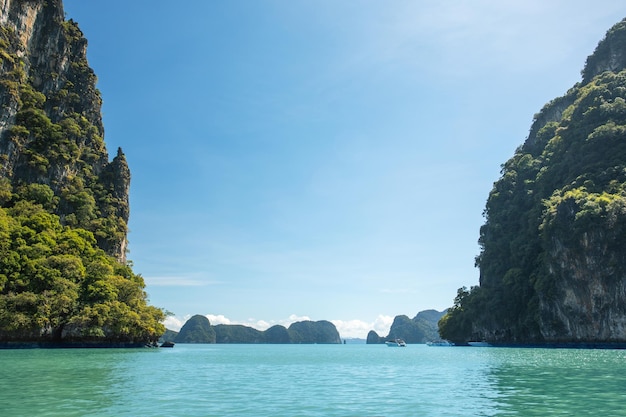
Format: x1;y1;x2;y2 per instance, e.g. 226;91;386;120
166;315;342;344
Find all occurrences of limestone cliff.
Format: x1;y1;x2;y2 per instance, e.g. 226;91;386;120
440;18;626;345
0;0;165;346
366;310;445;344
0;0;129;261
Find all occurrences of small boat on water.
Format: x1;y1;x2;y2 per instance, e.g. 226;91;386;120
385;339;407;347
467;341;491;347
160;341;175;348
426;340;454;347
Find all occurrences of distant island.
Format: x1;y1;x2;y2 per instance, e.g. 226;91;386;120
163;315;341;344
160;310;446;345
366;310;446;344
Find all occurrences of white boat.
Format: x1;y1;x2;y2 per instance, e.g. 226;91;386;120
385;339;406;347
426;340;454;346
467;341;491;347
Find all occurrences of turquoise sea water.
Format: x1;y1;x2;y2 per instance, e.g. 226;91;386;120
2;344;626;416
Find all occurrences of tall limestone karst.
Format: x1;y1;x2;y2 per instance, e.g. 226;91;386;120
0;0;128;261
440;18;626;346
0;0;164;345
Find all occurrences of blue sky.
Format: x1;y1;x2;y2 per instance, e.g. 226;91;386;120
63;1;625;338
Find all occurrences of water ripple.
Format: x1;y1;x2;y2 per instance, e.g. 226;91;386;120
2;345;626;416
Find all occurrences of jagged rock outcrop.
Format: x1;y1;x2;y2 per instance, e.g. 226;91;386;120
287;320;341;344
0;0;129;261
440;18;626;346
366;330;381;344
582;19;626;83
366;310;446;344
175;315;216;344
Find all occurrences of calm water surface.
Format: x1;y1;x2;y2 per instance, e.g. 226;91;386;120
1;344;626;416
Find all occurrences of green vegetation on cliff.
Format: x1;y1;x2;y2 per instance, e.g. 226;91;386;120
440;18;626;345
287;320;341;344
0;14;129;259
0;200;164;343
0;0;164;345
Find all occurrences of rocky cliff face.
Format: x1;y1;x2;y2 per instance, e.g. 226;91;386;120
582;19;626;84
0;0;166;346
527;20;626;344
440;18;626;345
538;198;626;342
0;0;129;261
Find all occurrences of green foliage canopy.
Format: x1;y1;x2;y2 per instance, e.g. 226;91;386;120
0;200;165;343
440;21;626;344
0;10;163;345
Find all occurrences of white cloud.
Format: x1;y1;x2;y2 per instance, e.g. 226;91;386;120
288;314;311;322
243;315;312;331
372;314;395;335
206;314;232;325
254;320;271;330
162;314;190;331
332;315;394;339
